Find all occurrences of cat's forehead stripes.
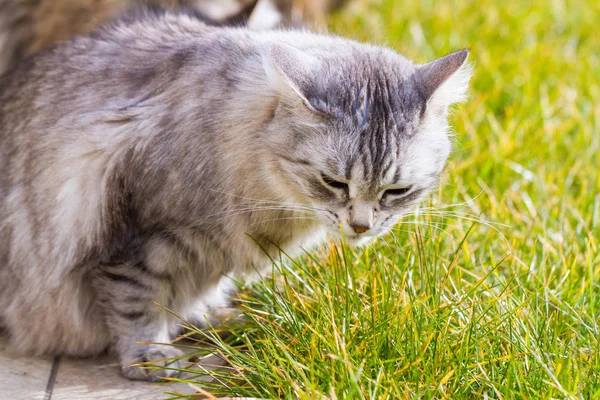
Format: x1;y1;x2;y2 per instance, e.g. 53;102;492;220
315;59;425;188
351;84;371;131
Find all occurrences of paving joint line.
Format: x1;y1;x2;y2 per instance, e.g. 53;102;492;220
43;357;60;400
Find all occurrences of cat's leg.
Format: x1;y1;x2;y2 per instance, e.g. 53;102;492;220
93;262;186;381
182;274;241;330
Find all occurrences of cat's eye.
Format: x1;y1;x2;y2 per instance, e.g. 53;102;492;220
383;186;413;198
321;174;348;191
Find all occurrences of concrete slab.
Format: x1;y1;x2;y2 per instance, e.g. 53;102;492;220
0;336;54;400
0;336;207;400
50;354;198;400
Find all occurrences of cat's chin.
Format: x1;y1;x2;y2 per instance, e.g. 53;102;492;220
346;236;376;247
327;232;378;247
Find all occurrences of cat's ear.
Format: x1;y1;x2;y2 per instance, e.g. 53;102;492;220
416;49;472;109
264;43;322;112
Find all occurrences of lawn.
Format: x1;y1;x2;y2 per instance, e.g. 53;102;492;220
166;0;600;398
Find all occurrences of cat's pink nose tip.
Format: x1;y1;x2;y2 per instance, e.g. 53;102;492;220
351;225;370;234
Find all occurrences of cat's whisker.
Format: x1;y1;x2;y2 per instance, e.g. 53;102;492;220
246;216;323;226
208;205;318;222
403;209;510;228
203;206;316;221
219;204;320;214
416;190;486;211
177;206;318;230
220;205;314;214
397;220;459;241
241;201;323;213
391;227;437;242
211;205;322;220
206;188;327;213
400;211;511;250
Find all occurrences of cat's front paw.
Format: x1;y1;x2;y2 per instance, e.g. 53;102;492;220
120;346;186;381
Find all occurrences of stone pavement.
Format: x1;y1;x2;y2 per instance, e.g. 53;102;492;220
0;337;199;400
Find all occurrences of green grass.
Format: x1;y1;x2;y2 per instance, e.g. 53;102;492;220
163;0;599;398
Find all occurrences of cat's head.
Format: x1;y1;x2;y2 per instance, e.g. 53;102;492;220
262;40;471;245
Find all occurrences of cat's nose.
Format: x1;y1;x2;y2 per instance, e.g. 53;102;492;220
348;201;374;234
350;224;371;234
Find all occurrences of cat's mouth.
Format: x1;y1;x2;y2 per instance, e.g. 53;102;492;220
344;234;377;247
326;229;378;247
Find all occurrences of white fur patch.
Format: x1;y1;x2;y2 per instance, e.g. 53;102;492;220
429;61;473;108
248;0;283;30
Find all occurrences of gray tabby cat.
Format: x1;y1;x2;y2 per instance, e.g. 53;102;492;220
0;11;471;381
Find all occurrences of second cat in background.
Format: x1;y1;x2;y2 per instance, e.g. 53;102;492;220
0;0;347;75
